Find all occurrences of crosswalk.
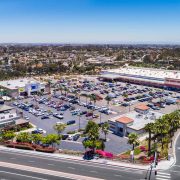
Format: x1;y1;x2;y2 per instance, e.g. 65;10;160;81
156;171;171;180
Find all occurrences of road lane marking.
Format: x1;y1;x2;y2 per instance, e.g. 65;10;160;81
157;172;171;176
114;174;122;177
9;158;16;159
0;161;104;180
29;161;35;163
68;167;75;169
47;164;54;166
0;170;48;180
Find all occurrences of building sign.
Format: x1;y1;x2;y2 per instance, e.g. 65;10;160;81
18;87;25;93
31;84;38;90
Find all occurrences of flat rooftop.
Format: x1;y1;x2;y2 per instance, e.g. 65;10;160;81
0;105;14;112
102;67;180;80
0;78;44;90
109;110;163;131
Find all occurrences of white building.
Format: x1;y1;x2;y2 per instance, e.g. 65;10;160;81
0;78;48;97
100;67;180;90
108;104;163;137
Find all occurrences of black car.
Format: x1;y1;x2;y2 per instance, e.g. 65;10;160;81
73;134;80;141
67;120;76;125
62;134;69;140
41;115;49;119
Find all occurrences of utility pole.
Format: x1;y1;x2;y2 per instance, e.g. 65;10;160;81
145;141;158;180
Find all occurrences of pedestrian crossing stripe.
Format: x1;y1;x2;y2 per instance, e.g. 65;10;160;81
156;172;171;180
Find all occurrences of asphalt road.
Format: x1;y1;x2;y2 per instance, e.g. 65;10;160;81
0;166;71;180
0;148;150;180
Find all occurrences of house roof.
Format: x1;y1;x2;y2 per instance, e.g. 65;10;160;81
135;104;150;111
116;116;134;124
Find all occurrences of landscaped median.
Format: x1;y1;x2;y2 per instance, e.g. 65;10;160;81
4;141;56;153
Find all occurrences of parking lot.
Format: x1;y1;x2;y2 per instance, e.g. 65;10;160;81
10;76;180;154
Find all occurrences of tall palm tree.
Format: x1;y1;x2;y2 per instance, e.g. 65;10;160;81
105;96;112;108
155;117;170;149
101;122;109;141
53;123;66;136
128;133;139;150
144;122;155;155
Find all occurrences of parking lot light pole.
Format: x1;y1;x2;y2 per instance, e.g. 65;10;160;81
99;112;102;124
78;113;81;130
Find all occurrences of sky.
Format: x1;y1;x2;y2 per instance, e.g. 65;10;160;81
0;0;180;44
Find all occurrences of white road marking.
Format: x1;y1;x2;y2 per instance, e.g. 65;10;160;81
0;170;48;180
29;161;35;163
68;167;75;169
47;164;54;166
114;174;122;177
157;172;171;176
9;158;16;159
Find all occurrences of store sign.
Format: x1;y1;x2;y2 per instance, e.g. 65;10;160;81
18;87;25;93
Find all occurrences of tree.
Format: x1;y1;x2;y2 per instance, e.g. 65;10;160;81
84;121;100;152
53;123;66;136
128;133;139;150
16;132;32;143
89;94;97;106
154;117;170;150
105;96;112;108
144;122;155;155
101;122;109;141
42;134;60;148
31;134;43;145
1;131;16;141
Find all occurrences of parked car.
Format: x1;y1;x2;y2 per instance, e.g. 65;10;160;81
41;115;49;119
32;128;44;134
73;134;80;141
67;120;76;125
61;134;69;140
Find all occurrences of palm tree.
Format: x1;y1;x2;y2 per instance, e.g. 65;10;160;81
101;122;109;141
53;123;66;136
105;96;112;108
144;122;155;155
128;133;139;150
155;117;170;150
90;94;97;106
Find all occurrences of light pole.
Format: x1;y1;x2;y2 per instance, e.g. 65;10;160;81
78;113;81;131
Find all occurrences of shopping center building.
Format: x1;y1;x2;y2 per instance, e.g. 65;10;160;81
100;67;180;90
0;78;49;97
